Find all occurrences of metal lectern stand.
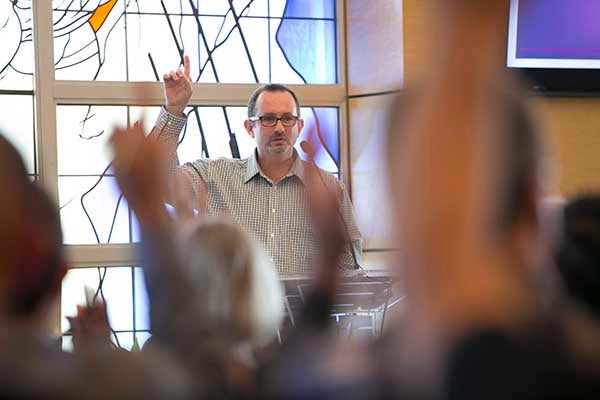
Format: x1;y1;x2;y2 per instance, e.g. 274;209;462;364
278;270;401;340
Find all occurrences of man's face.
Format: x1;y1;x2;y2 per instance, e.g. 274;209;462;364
244;91;304;160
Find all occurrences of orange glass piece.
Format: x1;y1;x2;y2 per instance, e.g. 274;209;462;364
88;0;118;32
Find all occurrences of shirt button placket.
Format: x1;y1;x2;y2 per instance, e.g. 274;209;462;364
269;183;277;267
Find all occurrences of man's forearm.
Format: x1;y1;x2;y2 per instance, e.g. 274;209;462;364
149;107;187;179
148;107;206;208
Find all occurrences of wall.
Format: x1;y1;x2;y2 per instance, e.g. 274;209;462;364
347;0;600;268
535;98;600;196
346;0;403;263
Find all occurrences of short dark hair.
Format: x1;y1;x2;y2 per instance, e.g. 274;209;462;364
247;84;301;118
0;134;65;316
9;184;65;316
555;195;600;318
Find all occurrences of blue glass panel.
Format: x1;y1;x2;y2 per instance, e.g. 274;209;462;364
315;107;339;165
275;19;337;83
274;0;335;19
296;107;339;173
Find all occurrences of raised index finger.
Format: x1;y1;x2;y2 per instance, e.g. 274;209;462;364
183;55;191;79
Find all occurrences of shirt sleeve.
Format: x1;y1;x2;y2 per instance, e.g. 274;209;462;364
149;107;187;177
149;107;209;211
338;181;363;270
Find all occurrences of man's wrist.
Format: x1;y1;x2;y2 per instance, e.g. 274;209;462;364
165;105;186;117
155;107;187;138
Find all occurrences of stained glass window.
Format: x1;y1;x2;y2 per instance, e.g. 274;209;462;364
0;95;36;177
61;266;150;352
0;1;34;90
0;3;36;177
50;0;337;83
57;104;339;244
4;0;344;339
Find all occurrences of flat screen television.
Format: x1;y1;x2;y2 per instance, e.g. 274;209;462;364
507;0;600;94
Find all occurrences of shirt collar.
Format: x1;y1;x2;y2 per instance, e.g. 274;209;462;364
244;149;308;186
244;150;261;183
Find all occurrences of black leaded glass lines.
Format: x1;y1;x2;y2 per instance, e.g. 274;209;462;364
57;105;339;245
43;0;338;83
61;266;150;351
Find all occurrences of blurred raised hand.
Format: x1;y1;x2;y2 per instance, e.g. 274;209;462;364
67;298;112;353
170;173;200;223
303;137;348;292
303;140;346;256
110;120;170;227
390;0;522;338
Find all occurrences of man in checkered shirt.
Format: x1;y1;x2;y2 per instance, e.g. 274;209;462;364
151;56;362;275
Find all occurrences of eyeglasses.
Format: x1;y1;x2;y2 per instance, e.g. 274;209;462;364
249;115;299;127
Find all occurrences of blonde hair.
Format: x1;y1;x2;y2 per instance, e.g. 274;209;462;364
175;218;284;347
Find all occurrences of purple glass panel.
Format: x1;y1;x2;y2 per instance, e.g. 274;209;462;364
516;0;600;60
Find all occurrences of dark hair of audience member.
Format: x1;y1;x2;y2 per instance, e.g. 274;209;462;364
0;134;31;239
0;134;66;317
9;184;66;316
555;195;600;318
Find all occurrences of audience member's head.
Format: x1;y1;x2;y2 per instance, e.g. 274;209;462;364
8;184;65;318
176;218;284;348
555;195;600;319
0;135;66;319
0;135;32;275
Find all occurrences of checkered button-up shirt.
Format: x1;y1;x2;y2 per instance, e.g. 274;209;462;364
151;107;362;274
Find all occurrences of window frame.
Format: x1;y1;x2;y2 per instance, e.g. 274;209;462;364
31;0;349;333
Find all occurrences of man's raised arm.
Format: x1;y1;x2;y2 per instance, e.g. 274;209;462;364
148;55;206;210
